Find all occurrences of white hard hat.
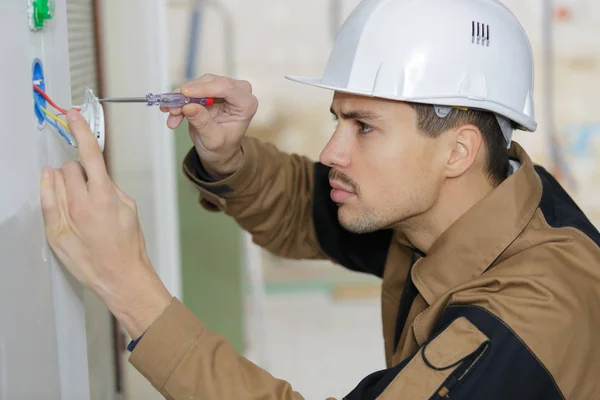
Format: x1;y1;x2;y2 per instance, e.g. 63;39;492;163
286;0;537;145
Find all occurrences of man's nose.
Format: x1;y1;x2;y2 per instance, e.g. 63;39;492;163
320;129;351;168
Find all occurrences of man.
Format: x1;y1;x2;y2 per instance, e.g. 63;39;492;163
40;0;600;398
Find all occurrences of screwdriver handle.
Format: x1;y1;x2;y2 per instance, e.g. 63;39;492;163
145;92;215;107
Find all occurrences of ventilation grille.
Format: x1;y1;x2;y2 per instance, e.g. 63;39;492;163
66;0;99;105
472;21;490;46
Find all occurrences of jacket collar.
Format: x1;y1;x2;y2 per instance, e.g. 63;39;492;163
408;142;543;305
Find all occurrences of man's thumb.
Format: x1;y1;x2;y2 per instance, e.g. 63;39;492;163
183;104;212;131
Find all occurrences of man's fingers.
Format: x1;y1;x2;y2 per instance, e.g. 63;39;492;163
167;114;185;129
181;77;237;98
40;167;61;232
66;110;110;186
62;161;89;211
54;169;69;216
196;74;217;83
181;77;254;109
182;104;213;132
161;106;183;116
113;183;136;210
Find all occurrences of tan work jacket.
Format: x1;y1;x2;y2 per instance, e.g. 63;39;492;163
130;138;600;399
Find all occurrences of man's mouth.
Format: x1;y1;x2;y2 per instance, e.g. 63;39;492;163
329;180;356;203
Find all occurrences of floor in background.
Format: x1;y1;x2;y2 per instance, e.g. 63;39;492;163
244;291;385;399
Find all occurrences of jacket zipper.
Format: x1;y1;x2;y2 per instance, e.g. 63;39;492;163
430;343;489;399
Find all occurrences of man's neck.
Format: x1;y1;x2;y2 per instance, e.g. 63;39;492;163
398;173;496;254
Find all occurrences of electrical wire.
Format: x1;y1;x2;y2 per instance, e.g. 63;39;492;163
33;84;81;114
34;100;73;146
38;103;70;131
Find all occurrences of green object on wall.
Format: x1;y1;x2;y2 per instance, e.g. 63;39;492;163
175;122;245;354
32;0;54;29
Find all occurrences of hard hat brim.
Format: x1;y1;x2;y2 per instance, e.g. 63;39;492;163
286;75;374;97
285;75;537;133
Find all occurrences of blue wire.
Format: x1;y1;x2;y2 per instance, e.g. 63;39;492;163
34;101;73;146
45;116;72;145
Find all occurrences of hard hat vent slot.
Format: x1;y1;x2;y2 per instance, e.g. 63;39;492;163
472;21;490;47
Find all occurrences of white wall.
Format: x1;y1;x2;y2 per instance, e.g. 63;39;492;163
0;0;89;398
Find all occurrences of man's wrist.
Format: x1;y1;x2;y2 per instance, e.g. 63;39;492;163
100;271;173;339
202;148;244;180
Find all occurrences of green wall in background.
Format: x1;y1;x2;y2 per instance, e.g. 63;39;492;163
175;122;245;354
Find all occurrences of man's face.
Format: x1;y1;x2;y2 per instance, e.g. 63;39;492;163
321;92;448;233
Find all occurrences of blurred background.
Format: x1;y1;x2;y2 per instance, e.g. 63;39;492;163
69;0;600;398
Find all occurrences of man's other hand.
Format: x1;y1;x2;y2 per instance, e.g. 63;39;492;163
40;109;172;339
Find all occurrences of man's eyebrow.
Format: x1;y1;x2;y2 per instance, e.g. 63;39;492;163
329;106;381;120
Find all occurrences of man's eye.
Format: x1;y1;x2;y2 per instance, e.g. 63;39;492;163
358;121;374;134
332;115;340;129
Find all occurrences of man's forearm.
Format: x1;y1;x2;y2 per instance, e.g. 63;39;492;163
98;263;173;339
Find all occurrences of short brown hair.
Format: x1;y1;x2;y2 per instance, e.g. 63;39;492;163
408;103;510;186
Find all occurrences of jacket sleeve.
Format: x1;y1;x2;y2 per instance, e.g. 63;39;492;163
182;136;325;260
129;300;564;400
183;137;394;276
130;298;305;400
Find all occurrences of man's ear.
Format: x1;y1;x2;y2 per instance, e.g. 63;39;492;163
445;125;483;178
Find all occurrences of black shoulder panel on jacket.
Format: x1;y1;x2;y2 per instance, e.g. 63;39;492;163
344;305;565;400
433;305;564;400
313;163;393;277
535;165;600;247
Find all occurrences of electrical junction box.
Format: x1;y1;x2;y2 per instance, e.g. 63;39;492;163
31;59;105;152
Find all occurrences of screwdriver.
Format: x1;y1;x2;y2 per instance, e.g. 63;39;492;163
99;92;216;107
